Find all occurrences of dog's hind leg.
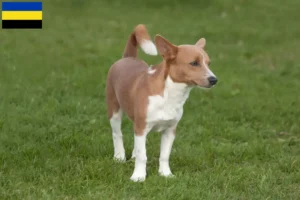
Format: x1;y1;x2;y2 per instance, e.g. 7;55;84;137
110;109;125;162
106;84;126;162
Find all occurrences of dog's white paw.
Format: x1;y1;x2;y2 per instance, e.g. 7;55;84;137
130;172;146;182
113;154;126;162
159;168;174;178
159;172;175;178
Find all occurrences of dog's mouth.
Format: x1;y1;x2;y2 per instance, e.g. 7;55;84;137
196;85;214;89
192;79;217;89
195;82;217;89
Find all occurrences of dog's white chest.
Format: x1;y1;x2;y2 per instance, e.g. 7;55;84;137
146;77;191;132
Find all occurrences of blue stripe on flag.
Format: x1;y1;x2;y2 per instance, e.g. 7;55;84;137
2;2;42;11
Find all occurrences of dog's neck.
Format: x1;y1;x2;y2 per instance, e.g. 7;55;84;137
164;75;192;108
147;61;192;104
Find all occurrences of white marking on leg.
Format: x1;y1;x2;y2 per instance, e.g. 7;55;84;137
159;128;176;177
130;130;149;182
140;40;158;56
110;110;125;162
131;146;136;159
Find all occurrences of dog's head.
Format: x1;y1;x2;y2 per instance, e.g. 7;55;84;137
155;35;217;88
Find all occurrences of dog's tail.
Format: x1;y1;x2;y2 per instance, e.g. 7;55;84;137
123;24;157;58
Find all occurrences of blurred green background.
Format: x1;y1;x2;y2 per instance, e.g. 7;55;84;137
1;0;300;199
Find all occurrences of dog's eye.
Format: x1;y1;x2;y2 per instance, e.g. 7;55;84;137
190;61;200;66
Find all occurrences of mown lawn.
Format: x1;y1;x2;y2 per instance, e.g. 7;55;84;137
1;0;300;199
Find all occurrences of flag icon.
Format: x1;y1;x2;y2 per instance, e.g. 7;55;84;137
2;2;42;29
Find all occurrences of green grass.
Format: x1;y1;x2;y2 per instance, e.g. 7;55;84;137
1;0;300;199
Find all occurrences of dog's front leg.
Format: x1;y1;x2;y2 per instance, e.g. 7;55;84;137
159;126;176;177
130;125;150;182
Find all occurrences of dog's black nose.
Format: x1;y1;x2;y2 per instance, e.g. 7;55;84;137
208;76;218;85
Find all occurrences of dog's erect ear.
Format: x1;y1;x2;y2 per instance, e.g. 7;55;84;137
155;34;178;60
195;38;206;49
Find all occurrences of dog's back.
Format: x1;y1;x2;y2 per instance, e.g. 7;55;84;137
105;24;157;120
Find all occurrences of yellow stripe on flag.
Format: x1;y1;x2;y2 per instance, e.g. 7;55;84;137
2;11;42;20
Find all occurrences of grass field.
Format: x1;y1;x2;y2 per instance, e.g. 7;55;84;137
1;0;300;199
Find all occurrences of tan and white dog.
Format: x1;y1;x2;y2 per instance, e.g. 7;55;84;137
105;24;217;182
